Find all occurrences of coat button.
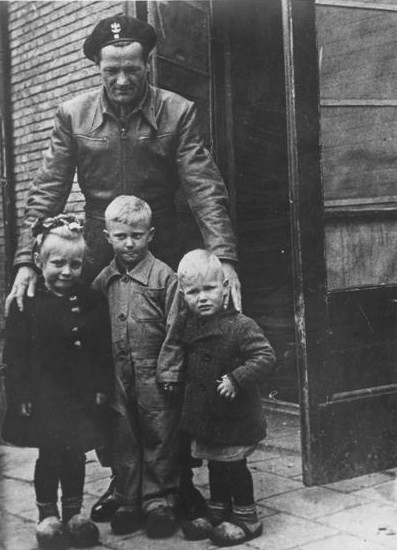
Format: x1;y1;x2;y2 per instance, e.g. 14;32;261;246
118;313;127;321
122;275;129;283
69;295;78;302
74;340;82;348
71;306;80;313
72;326;78;333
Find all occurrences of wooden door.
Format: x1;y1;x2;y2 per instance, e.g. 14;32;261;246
284;0;397;484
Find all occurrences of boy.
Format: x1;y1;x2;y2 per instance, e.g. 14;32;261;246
176;249;276;547
92;195;182;539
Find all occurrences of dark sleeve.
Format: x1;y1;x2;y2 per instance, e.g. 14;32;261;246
3;301;33;403
229;317;276;392
14;104;76;266
176;101;238;263
89;295;114;396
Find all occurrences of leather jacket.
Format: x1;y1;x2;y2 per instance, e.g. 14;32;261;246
14;85;238;266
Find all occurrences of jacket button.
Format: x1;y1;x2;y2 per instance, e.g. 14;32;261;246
74;340;82;348
71;306;80;313
72;326;78;332
118;313;127;321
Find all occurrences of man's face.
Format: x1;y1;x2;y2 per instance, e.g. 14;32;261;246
98;42;148;106
181;268;228;318
105;219;154;269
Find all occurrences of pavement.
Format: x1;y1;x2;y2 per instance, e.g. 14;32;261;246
2;407;397;550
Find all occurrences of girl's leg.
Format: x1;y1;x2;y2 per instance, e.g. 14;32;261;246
60;449;99;548
59;448;85;522
34;447;62;520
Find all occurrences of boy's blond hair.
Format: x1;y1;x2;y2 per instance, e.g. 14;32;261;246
177;249;224;285
105;195;152;227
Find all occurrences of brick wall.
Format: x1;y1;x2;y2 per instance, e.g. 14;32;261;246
9;0;125;223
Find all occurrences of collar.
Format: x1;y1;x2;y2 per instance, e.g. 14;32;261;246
101;251;157;288
99;85;158;131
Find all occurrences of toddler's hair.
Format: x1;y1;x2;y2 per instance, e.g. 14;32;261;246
177;249;224;284
32;214;86;258
105;195;152;227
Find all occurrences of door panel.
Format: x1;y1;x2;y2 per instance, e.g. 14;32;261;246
325;218;397;289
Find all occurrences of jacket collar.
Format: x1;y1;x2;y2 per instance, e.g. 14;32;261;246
95;85;158;131
101;251;157;288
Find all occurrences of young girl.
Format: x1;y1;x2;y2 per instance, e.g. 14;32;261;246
2;214;114;549
176;250;276;547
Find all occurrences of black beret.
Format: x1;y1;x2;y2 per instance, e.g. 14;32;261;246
83;14;157;61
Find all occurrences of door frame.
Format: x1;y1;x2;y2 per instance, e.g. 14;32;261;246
281;0;329;486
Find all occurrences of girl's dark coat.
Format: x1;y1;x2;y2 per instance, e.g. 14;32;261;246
180;310;276;446
2;283;114;453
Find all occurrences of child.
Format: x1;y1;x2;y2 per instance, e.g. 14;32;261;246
92;195;183;539
177;249;276;547
2;214;114;549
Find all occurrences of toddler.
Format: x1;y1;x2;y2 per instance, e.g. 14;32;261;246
177;249;276;547
2;214;114;549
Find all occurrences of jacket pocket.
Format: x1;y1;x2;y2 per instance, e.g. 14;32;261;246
131;289;165;322
75;134;109;151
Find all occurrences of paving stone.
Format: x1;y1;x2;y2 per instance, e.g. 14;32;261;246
0;510;37;550
102;527;213;550
262;485;366;520
251;454;302;478
320;501;397;549
0;477;35;515
246;512;338;550
326;471;393;494
0;446;36;481
351;478;397;506
292;533;382;550
249;446;284;462
252;471;303;501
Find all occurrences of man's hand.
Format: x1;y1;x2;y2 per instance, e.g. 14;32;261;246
5;266;38;315
221;261;241;312
217;375;237;400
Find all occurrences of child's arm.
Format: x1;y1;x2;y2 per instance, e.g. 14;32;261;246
227;317;276;393
157;274;187;388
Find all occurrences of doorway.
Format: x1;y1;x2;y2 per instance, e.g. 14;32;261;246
212;0;298;406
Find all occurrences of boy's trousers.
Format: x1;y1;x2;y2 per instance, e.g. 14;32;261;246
111;367;182;513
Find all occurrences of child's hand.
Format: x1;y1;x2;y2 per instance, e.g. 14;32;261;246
95;392;108;406
20;402;32;417
217;375;237;400
161;382;181;394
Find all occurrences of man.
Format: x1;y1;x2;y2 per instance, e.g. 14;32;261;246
6;13;241;531
8;14;240;307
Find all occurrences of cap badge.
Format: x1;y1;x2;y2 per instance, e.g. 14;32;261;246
111;22;121;39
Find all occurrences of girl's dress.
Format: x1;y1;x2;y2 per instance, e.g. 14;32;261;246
2;282;113;453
